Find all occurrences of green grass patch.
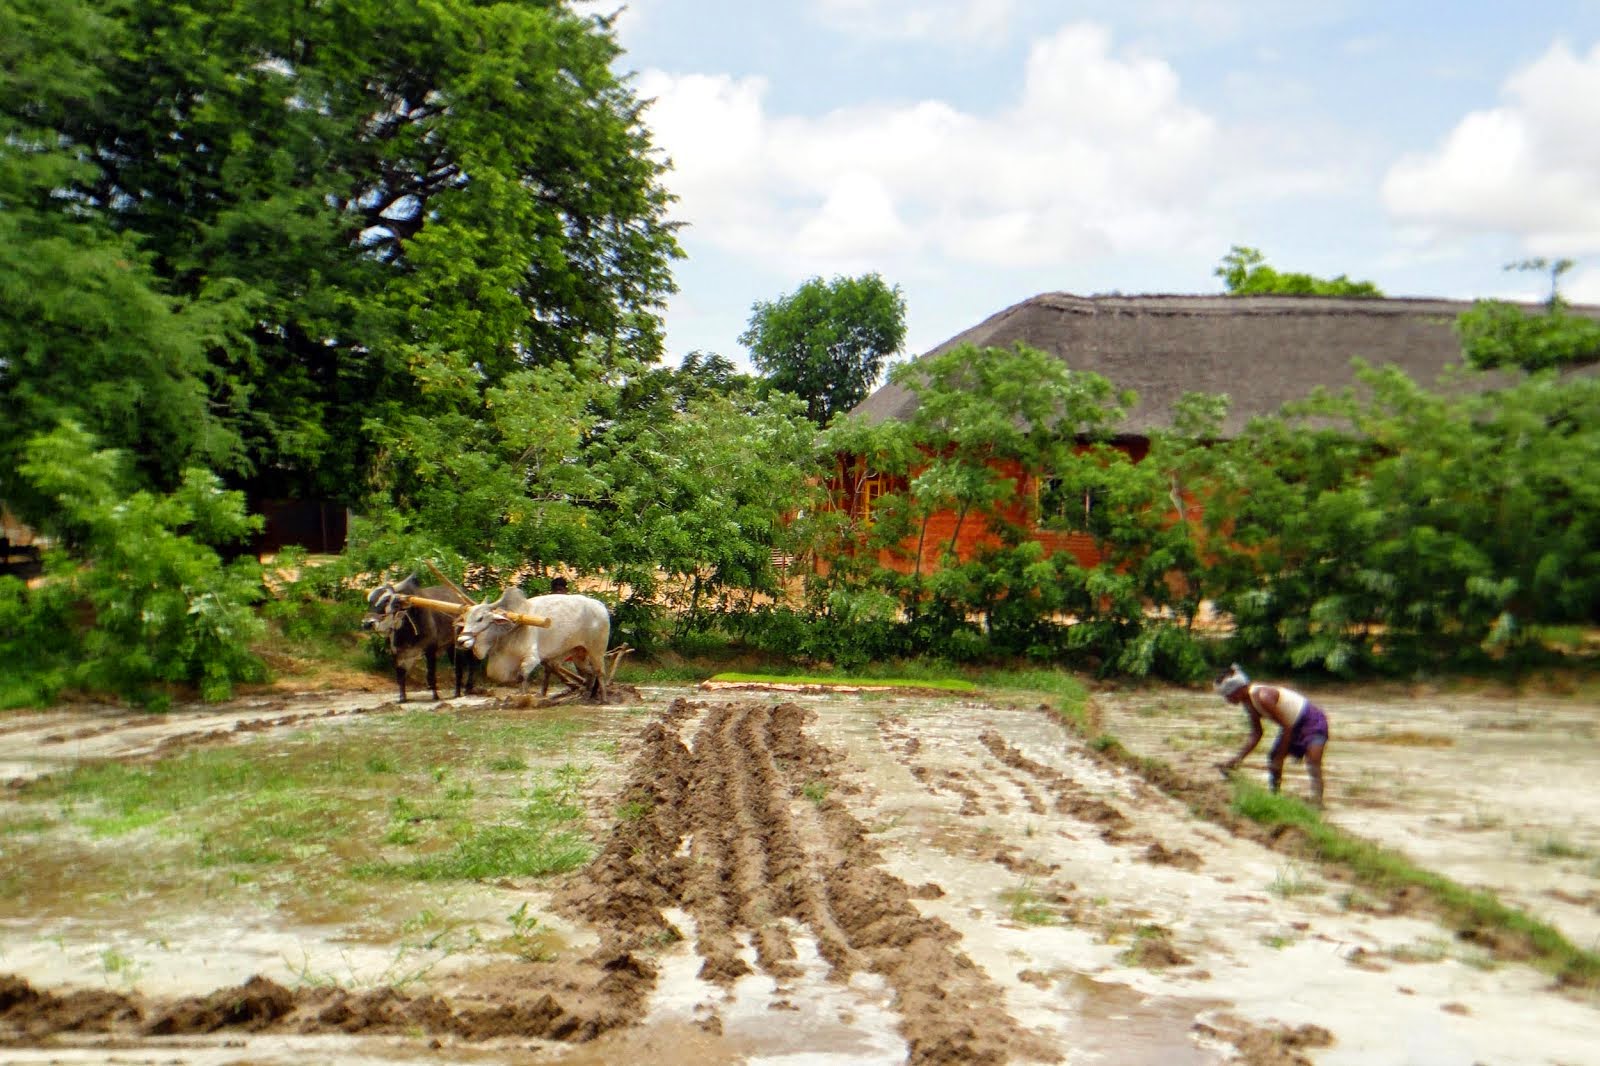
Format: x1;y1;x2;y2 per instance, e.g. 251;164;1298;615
616;799;651;822
356;823;592;881
523;783;584;824
979;667;1090;700
981;668;1093;732
0;814;54;836
1267;863;1323;898
617;662;707;684
1228;779;1600;987
8;709;603;911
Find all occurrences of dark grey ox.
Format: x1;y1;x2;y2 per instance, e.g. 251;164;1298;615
457;591;610;701
363;574;476;702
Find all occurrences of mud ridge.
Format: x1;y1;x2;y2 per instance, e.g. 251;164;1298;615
0;954;656;1047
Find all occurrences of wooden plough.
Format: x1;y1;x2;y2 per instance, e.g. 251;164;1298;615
542;643;633;693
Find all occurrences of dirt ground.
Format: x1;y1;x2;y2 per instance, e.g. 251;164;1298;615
1;681;1598;1065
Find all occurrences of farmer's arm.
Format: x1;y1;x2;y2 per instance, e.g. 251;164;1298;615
1220;710;1264;770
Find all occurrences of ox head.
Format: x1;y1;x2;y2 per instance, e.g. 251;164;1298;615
456;601;518;660
362;573;421;633
362;583;398;632
356;573;419;630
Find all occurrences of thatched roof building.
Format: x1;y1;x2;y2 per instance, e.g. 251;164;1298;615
851;293;1600;437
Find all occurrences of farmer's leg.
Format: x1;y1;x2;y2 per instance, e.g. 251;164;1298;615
1305;740;1326;808
1268;732;1289;793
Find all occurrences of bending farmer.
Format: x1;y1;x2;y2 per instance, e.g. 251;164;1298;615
1213;664;1330;807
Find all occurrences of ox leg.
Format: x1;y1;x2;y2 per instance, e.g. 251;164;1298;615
453;649;475;698
425;648;440;701
395;661;409;703
517;653;543;695
589;645;607;703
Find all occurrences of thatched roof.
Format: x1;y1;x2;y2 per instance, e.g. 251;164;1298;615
850;293;1600;437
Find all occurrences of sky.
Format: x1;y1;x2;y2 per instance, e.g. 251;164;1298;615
579;1;1600;370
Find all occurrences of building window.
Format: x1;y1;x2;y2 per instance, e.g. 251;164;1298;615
859;474;889;524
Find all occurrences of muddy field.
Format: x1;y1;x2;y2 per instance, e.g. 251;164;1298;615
1;681;1597;1065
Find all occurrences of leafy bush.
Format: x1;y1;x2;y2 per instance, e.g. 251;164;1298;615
259;546;368;644
0;575;78;708
14;423;267;708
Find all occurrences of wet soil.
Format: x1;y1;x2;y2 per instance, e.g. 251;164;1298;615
1;683;1597;1064
1093;685;1600;952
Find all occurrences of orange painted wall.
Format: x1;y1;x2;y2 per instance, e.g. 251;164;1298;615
834;440;1153;574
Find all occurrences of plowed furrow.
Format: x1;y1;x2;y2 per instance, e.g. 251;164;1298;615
978;730;1134;839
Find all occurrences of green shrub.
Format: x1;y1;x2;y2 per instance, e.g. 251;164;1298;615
13;423;268;708
0;575;78;708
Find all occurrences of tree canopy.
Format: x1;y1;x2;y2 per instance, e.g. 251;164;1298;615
1215;246;1383;298
740;273;907;426
0;0;682;512
1455;260;1600;373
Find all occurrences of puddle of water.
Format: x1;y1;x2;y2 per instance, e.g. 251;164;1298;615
1054;975;1222;1066
644;908;906;1066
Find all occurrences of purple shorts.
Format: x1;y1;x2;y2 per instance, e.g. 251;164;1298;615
1272;704;1329;760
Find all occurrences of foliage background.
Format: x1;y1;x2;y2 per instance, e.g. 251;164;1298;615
2;0;1596;706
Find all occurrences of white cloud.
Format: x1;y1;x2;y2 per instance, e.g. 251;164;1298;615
1566;266;1600;304
810;0;1015;44
638;23;1222;274
1383;40;1600;258
793;173;911;261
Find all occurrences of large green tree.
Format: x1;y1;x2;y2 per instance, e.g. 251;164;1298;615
740;273;906;426
1;0;681;514
0;0;255;518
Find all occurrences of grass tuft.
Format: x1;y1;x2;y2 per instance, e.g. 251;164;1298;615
999;882;1058;926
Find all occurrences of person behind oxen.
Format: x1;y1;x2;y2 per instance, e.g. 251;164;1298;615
1213;663;1330;808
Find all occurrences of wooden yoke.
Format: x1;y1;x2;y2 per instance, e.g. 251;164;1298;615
495;609;553;629
395;595;469;617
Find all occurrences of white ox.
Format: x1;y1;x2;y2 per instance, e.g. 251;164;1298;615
457;591;611;701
